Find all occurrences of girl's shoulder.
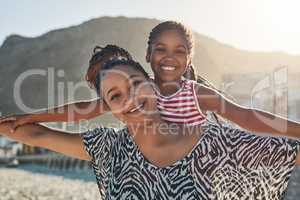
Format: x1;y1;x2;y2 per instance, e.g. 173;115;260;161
190;79;216;97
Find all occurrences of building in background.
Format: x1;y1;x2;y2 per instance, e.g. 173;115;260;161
222;69;300;121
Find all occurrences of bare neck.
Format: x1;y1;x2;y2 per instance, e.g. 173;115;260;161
154;78;182;96
127;121;183;148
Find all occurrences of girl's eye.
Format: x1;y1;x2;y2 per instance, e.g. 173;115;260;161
175;49;186;54
110;93;121;101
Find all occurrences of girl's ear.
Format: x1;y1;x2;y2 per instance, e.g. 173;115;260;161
187;57;192;66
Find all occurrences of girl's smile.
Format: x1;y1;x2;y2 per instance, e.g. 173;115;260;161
147;30;191;83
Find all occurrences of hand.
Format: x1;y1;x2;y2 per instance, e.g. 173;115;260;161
0;114;32;133
0;115;17;123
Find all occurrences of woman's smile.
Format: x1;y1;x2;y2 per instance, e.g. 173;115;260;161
101;65;159;124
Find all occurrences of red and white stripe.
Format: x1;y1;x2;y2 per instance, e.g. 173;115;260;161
155;80;206;126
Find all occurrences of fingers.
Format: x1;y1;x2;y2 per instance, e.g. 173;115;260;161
0;116;17;123
10;121;21;133
0;116;21;133
0;115;31;133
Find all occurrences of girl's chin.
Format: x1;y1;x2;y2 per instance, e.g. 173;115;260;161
160;76;182;82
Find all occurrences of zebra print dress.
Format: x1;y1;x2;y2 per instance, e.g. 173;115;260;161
82;121;300;200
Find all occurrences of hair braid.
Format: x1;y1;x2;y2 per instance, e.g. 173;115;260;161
95;58;149;95
85;44;132;90
147;21;194;57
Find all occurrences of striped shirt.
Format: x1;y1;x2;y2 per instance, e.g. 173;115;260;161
155;80;206;126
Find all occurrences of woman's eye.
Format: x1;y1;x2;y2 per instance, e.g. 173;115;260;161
155;47;165;52
110;94;120;101
133;80;142;86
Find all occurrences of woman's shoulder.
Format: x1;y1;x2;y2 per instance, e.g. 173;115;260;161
81;126;128;160
82;126;128;147
83;126;117;138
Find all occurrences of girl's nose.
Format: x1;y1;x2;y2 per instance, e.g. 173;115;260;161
164;50;171;57
164;50;176;59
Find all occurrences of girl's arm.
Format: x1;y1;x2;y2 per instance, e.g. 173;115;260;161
29;98;108;122
196;84;300;138
0;122;90;160
0;98;109;130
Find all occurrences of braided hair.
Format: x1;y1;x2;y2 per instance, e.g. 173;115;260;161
95;58;149;96
85;44;132;90
146;21;198;81
147;21;194;57
147;21;224;93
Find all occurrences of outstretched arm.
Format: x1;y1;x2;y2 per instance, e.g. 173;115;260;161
30;98;108;122
0;98;109;130
0;122;90;161
196;84;300;138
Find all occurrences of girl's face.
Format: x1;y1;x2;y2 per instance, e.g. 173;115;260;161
101;65;159;125
147;30;191;83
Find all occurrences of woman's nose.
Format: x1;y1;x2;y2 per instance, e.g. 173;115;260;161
122;87;136;108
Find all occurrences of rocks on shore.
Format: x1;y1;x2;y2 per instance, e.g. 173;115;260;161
0;168;101;200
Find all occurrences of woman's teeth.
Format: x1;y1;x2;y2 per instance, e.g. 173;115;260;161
129;103;144;113
161;66;175;71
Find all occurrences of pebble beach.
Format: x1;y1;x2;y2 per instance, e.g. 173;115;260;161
1;165;300;200
0;167;101;200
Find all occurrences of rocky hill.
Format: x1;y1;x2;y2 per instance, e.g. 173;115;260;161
1;16;299;117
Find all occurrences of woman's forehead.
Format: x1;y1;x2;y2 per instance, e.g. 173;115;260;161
102;66;144;80
101;67;144;90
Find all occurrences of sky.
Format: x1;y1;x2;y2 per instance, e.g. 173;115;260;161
1;0;300;54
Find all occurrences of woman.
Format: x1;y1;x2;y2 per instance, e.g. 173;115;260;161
1;58;299;199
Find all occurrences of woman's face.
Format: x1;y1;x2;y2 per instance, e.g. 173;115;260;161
101;65;159;125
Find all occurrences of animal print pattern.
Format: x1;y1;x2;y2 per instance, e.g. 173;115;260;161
82;121;300;200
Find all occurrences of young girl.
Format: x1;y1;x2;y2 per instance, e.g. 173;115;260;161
1;21;300;138
1;58;300;199
145;21;299;137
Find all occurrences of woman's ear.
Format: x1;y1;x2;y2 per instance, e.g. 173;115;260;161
145;51;150;63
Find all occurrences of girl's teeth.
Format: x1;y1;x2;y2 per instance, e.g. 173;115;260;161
161;66;175;71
